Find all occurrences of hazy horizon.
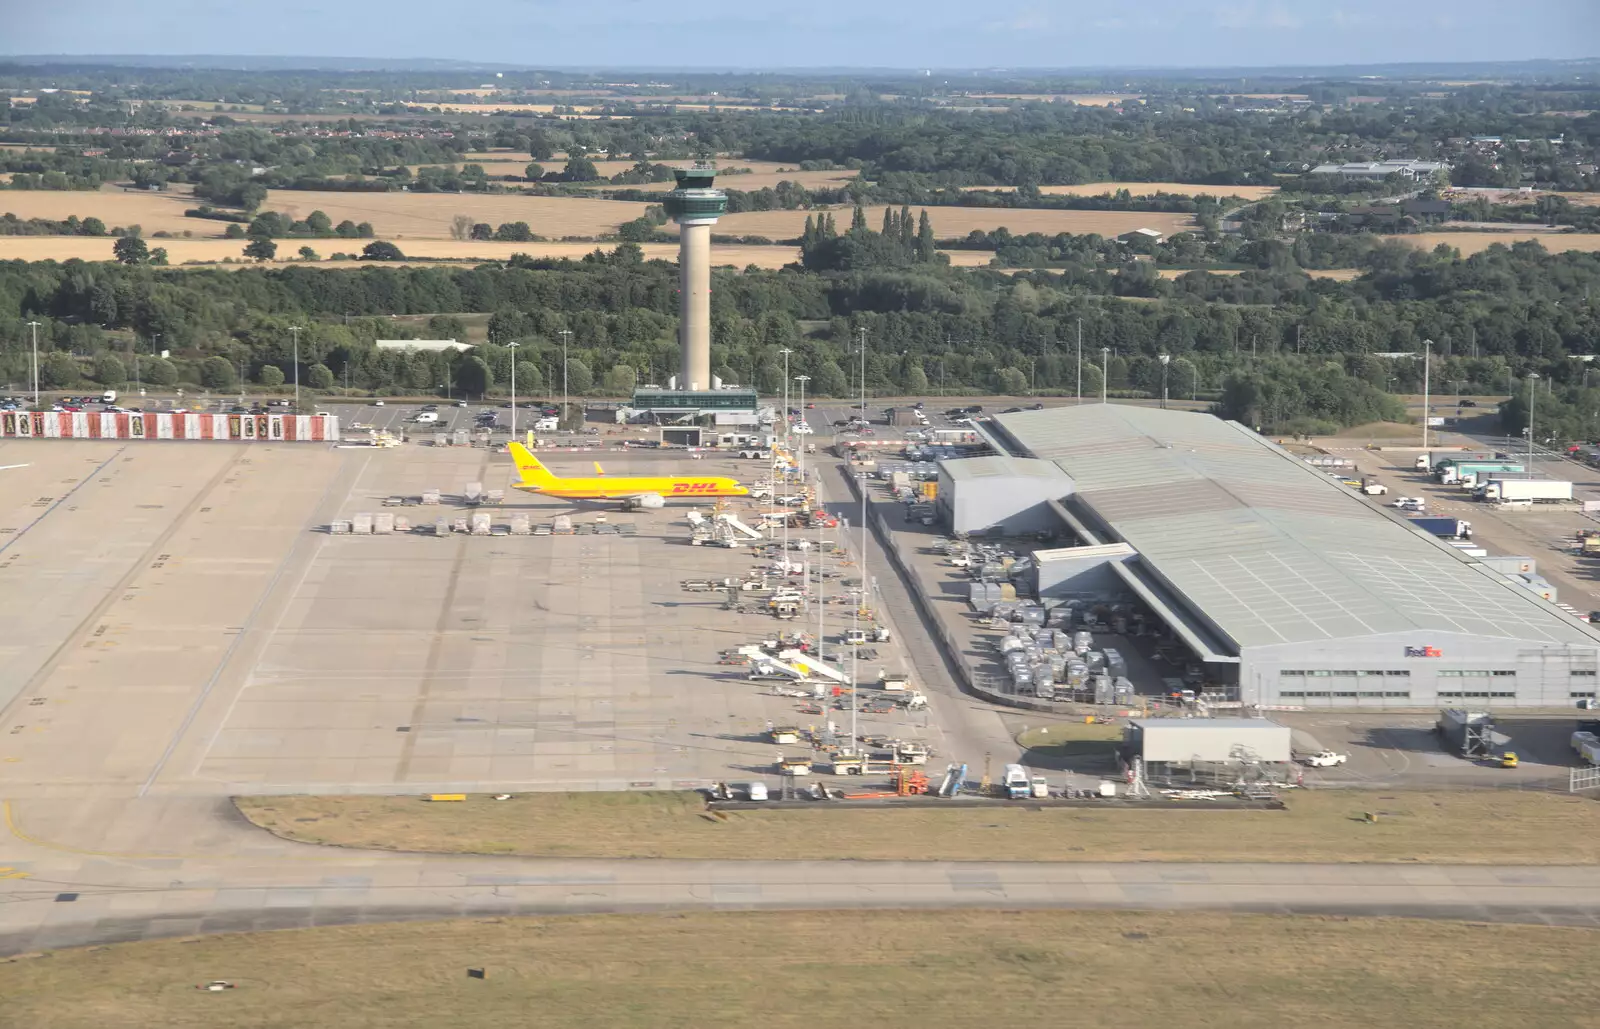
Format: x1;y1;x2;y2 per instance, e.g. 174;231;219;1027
6;1;1598;71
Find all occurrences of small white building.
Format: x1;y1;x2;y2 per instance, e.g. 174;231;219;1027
375;339;475;353
1308;159;1450;181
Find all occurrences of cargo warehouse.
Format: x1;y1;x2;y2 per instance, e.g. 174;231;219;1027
937;405;1600;709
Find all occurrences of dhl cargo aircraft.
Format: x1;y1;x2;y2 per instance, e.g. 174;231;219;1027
508;438;748;509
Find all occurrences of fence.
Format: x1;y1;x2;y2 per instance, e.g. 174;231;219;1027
0;410;340;442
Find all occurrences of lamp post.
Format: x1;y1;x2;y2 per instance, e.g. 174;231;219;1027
1159;354;1171;410
778;347;793;449
558;329;572;430
1076;318;1083;405
26;320;39;409
1421;339;1432;451
1100;347;1110;404
1528;372;1539;478
289;325;302;411
857;327;867;430
794;375;810;481
507;341;520;441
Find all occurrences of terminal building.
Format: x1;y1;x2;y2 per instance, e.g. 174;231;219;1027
938;404;1600;709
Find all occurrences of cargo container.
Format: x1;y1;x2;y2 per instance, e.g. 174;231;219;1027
1438;461;1524;483
1475;479;1574;503
1409;516;1472;540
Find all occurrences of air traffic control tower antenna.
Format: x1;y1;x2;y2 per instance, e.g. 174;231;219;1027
663;164;727;392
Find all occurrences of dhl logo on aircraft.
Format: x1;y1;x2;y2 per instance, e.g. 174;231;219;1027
670;482;722;494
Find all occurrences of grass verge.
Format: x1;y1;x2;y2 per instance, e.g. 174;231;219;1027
235;788;1600;864
2;910;1593;1029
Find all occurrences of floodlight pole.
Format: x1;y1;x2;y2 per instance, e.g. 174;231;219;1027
26;321;39;409
1159;354;1171;410
507;341;520;440
558;329;572;430
1528;372;1539;478
290;325;302;411
1100;347;1110;404
1076;318;1083;405
1422;339;1432;451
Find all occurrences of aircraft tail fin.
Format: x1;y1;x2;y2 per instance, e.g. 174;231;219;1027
509;441;556;486
593;461;606;476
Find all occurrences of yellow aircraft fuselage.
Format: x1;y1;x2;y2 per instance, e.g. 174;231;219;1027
508;441;748;500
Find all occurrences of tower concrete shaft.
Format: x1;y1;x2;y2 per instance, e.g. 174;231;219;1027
679;222;712;390
662;165;727;392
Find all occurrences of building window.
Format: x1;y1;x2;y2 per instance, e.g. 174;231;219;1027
1303;691;1329;698
1384;692;1411;699
1571;692;1596;700
1280;691;1304;699
1332;691;1357;698
1492;670;1517;677
1280;671;1305;677
1572;670;1597;678
1384;670;1411;677
1361;671;1387;677
1491;692;1516;699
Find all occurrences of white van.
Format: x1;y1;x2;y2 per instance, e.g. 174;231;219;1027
534;416;559;431
746;782;768;802
102;389;117;404
414;411;439;424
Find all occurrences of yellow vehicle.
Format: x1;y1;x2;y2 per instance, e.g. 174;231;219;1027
1500;751;1519;768
508;437;748;507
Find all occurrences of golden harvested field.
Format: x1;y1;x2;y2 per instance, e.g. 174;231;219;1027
0;237;805;268
261;190;648;238
0;188;651;240
973;181;1278;200
576;168;859;192
1391;231;1600;255
1;187;202;235
237;788;1600;864
6;910;1595;1029
681;205;1198;240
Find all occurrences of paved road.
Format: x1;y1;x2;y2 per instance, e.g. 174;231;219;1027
3;796;1599;956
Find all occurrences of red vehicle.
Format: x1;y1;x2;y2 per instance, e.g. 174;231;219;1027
61;404;82;412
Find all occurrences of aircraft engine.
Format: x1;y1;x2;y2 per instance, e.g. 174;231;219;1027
635;493;666;509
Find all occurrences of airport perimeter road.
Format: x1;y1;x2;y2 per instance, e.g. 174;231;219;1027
2;796;1600;955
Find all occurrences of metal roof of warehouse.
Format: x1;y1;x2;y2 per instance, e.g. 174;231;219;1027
990;405;1600;651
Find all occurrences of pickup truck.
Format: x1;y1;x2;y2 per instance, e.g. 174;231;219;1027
1302;750;1348;767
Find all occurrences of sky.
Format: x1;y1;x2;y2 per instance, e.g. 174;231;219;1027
5;0;1598;70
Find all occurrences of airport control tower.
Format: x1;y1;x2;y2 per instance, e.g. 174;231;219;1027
662;165;726;392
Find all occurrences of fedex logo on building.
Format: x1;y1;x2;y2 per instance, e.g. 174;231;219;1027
1405;646;1442;658
670;482;720;494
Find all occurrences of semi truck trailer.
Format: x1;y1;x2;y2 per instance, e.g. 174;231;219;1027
1476;479;1573;503
1409;516;1473;540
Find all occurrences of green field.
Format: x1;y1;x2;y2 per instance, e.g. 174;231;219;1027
2;910;1594;1029
235;788;1600;864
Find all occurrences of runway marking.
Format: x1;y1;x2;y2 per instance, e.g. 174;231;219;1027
0;865;28;879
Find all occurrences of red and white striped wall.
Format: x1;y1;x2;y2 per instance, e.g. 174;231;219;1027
0;411;340;442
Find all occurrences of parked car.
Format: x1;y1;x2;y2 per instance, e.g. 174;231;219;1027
1303;751;1348;767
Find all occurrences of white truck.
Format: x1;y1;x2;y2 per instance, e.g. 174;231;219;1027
1003;763;1031;799
1361;481;1388;495
1302;750;1348;767
1476;479;1573;504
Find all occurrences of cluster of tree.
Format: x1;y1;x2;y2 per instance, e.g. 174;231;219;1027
0;212;113;236
2;227;1598;432
1215;357;1408;435
799;206;943;271
237;209;372;239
